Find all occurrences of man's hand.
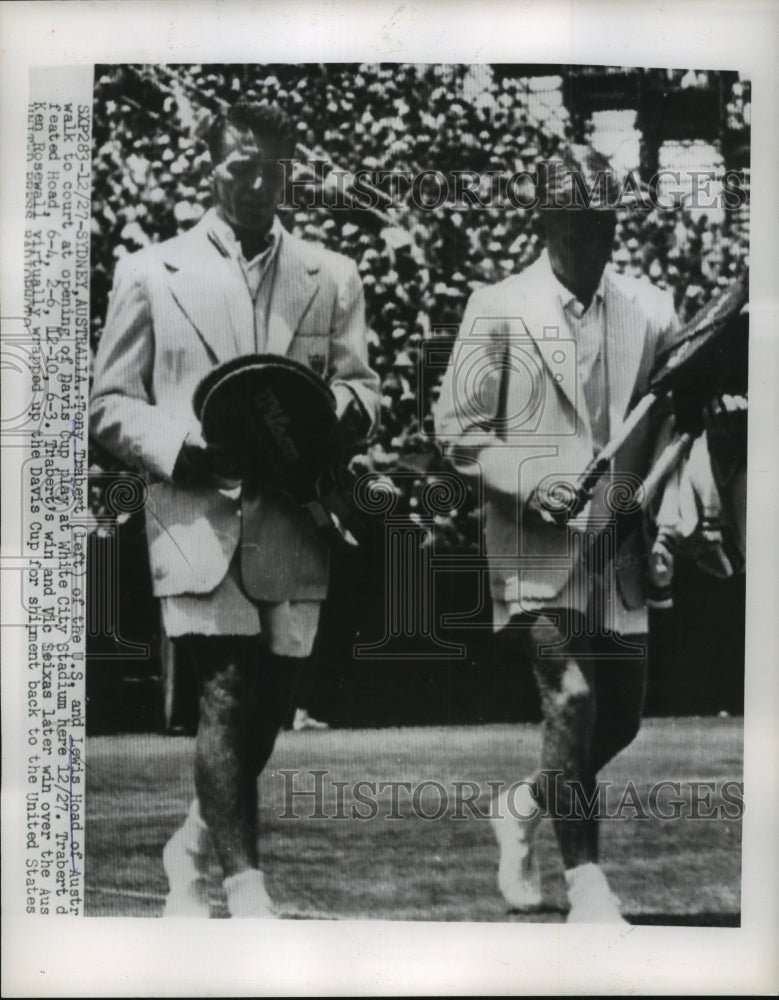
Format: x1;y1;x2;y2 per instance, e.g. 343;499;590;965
172;429;243;489
525;487;569;526
332;394;371;459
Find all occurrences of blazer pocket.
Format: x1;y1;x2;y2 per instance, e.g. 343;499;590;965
287;332;330;379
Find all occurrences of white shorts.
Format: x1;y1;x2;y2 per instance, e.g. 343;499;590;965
161;559;320;658
493;567;647;637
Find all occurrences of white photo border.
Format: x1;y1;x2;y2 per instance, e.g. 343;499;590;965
2;1;777;996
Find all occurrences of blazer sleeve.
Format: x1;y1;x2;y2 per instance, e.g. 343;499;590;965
89;254;196;481
326;259;381;432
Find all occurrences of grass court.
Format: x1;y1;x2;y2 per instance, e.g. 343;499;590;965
85;716;742;924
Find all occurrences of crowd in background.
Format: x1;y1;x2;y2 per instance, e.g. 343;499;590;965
90;63;750;552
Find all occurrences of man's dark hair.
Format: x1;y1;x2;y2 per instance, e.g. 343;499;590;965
206;99;297;164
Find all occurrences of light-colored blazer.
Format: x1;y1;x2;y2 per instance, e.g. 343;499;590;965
90;213;380;600
433;250;679;619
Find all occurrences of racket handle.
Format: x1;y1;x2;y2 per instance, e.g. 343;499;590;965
551;391;659;523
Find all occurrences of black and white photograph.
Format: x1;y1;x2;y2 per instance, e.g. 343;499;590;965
85;59;751;925
2;2;778;996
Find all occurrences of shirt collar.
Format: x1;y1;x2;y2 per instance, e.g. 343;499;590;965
540;249;606;317
205;208;283;266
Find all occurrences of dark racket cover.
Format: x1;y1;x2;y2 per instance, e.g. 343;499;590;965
194;354;338;506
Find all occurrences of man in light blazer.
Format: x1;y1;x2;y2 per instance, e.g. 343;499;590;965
434;149;679;922
90;100;379;917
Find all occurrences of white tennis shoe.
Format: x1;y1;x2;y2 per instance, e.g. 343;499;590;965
292;708;329;731
223;868;277;918
490;784;543;911
162;800;212;918
565;863;628;924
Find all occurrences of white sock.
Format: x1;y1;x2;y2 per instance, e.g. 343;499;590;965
164;799;211;889
565;862;605;892
565;863;626;923
183;799;211;856
223;869;275;918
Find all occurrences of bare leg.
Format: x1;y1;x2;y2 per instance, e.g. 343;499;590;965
191;636;264;877
586;636;648;860
503;613;638;922
590;635;648;774
522;612;598;870
245;650;306;778
189;637;306;877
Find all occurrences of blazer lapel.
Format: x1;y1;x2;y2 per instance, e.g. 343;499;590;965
266;232;320;356
163;219;252;362
604;270;646;424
